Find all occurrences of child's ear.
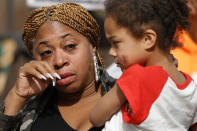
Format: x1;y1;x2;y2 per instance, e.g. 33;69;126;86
143;29;157;50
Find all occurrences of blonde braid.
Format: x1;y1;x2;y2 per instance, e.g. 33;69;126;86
22;2;101;53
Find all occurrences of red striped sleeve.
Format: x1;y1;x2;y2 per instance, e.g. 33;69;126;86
116;64;168;125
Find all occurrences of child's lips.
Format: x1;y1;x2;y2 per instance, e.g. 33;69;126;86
57;73;76;85
116;63;122;68
116;63;125;71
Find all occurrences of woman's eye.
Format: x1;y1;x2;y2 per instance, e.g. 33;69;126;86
40;50;52;57
65;43;76;51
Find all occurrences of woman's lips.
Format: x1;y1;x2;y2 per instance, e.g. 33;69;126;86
57;73;76;86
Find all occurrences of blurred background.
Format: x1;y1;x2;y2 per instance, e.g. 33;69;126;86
0;0;114;102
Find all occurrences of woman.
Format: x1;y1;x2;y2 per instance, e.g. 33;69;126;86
0;3;115;131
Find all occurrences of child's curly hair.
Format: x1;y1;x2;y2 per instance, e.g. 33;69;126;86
105;0;190;51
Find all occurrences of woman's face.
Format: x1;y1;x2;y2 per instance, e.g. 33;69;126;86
33;21;95;93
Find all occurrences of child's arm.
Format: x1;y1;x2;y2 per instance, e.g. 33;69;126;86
90;84;126;127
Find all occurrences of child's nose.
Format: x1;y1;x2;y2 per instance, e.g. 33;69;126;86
109;47;117;57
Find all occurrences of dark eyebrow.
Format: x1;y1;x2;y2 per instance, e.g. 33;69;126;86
61;34;71;39
38;34;72;46
39;41;48;46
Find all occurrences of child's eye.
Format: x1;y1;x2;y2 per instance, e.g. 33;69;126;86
111;41;120;48
112;41;120;45
40;50;52;57
64;43;77;51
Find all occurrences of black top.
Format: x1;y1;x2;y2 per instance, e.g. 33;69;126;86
31;97;103;131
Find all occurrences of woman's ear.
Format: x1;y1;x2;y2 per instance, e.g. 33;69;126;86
92;46;96;53
143;29;157;50
89;44;97;54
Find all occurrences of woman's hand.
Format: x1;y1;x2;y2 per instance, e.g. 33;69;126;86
13;60;60;99
3;61;61;116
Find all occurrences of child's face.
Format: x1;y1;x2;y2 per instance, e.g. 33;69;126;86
104;17;148;70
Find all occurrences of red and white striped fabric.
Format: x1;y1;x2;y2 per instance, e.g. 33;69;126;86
103;64;197;131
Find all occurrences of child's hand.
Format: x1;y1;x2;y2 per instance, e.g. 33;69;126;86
125;102;132;116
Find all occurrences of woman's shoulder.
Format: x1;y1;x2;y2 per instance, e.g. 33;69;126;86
0;87;54;131
99;67;116;94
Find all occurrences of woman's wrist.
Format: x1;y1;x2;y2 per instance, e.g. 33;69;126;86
4;88;28;116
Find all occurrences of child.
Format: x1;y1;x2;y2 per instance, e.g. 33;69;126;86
90;0;197;130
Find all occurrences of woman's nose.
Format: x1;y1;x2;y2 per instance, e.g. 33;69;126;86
53;50;69;70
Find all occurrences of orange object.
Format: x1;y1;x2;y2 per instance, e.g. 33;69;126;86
171;31;197;75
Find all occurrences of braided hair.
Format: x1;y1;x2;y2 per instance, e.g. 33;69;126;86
105;0;190;51
22;2;104;67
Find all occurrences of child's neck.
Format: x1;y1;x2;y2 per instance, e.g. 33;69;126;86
146;49;186;85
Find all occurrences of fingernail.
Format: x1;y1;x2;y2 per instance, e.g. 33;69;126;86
40;74;47;80
47;73;54;80
52;78;56;87
54;73;61;80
